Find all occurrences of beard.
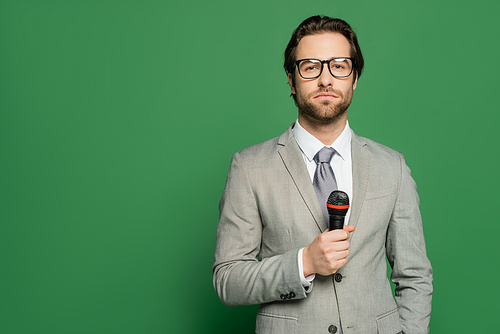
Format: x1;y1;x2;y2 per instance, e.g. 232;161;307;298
295;86;353;123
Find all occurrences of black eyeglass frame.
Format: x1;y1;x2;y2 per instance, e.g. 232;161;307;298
294;57;355;79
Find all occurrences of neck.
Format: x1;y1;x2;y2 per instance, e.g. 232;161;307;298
298;113;347;146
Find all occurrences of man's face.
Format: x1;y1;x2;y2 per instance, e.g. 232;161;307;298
288;32;357;123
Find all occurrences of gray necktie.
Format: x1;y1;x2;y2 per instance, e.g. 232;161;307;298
314;147;342;333
313;147;338;225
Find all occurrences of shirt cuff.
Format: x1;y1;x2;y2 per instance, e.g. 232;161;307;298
298;247;316;289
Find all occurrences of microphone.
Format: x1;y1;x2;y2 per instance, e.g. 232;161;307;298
327;190;350;230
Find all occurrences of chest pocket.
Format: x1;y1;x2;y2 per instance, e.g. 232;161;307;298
364;187;395;201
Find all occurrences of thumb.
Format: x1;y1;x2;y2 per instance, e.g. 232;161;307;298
343;225;355;232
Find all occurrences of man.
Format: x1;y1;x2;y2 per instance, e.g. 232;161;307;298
213;15;432;334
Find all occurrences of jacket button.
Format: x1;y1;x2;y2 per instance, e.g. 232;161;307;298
280;294;287;300
334;273;342;283
289;291;296;298
328;325;337;333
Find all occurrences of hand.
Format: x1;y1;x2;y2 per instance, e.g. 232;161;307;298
302;225;355;277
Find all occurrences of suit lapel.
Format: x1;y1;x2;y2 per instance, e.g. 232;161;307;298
349;131;370;230
278;124;326;232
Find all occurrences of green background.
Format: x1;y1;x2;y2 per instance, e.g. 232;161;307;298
1;0;499;333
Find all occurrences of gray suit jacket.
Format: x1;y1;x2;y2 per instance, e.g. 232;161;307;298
213;124;432;334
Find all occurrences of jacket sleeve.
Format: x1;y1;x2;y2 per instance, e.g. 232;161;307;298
212;152;308;306
386;154;433;334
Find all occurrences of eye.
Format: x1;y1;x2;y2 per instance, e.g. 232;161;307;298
331;63;346;70
302;61;320;72
329;58;352;75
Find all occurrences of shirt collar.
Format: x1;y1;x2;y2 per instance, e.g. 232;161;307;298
292;119;352;162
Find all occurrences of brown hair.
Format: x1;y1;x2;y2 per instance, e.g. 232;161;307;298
284;15;364;83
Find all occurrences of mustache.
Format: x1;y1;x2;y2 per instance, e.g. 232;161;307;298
309;88;344;98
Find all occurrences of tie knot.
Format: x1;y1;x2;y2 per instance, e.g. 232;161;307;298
314;147;336;164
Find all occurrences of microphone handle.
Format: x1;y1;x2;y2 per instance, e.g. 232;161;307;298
329;215;345;230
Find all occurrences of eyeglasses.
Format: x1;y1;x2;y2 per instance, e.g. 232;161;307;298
294;57;355;79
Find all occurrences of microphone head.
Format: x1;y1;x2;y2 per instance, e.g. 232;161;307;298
327;190;350;216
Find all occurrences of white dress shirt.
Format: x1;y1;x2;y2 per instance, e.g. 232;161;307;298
292;119;353;288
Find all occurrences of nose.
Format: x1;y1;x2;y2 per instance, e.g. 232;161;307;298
318;63;334;87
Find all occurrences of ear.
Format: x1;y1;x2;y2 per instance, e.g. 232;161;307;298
288;73;296;94
352;75;358;91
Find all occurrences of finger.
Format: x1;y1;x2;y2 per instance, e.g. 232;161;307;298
325;252;349;270
329;240;350;251
334;249;350;260
323;229;351;242
343;225;355;232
